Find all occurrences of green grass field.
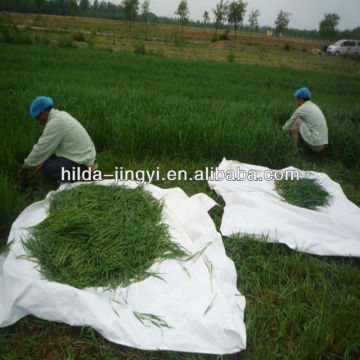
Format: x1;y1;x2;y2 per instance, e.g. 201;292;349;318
0;42;360;359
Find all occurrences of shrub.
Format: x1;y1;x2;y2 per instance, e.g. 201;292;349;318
73;32;85;42
0;27;12;43
219;30;230;41
211;33;219;42
41;34;51;46
148;47;165;57
227;50;236;63
57;35;76;49
20;33;33;45
245;41;258;46
87;38;95;49
133;41;146;55
171;29;185;47
0;28;33;45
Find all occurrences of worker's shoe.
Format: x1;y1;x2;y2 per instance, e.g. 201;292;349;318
91;161;98;172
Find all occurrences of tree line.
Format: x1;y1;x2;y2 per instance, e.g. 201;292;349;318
174;0;359;41
0;0;359;40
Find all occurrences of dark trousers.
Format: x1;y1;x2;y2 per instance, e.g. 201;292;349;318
43;155;87;182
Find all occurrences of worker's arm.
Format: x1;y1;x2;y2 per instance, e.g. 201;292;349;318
24;120;65;167
282;108;302;132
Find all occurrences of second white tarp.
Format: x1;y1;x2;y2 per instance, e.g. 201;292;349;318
209;158;360;257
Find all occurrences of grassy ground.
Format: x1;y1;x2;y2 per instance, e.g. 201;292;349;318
0;40;359;359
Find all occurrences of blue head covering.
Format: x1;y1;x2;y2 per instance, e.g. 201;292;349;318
294;88;311;99
30;96;53;118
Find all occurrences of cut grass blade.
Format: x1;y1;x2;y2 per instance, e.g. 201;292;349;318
204;256;214;293
133;311;172;329
185;241;213;263
0;239;14;255
204;294;217;316
178;262;191;279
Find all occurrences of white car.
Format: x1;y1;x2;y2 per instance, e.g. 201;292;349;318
326;39;360;56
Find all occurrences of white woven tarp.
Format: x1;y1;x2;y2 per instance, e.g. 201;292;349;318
0;180;246;354
209;158;360;257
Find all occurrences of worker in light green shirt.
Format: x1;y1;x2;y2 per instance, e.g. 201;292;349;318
21;96;97;182
283;88;328;155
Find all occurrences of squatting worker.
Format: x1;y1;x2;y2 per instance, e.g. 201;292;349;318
21;96;97;182
282;88;328;155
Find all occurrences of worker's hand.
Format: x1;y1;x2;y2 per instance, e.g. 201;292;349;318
17;164;31;182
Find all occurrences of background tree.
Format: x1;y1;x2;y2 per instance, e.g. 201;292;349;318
202;10;210;33
122;0;139;29
248;9;260;36
228;0;247;39
319;13;340;40
56;0;67;15
98;1;108;14
274;10;291;39
92;0;99;13
213;0;228;34
175;0;189;36
67;0;78;16
79;0;90;14
34;0;46;14
141;0;150;23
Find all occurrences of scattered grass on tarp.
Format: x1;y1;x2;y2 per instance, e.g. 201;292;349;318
133;311;172;329
0;239;13;255
275;177;332;210
23;184;187;289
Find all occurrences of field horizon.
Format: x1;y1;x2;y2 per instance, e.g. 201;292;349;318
1;11;360;76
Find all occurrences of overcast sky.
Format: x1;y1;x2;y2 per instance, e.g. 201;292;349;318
113;0;360;31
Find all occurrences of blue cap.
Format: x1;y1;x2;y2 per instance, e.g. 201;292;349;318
294;88;311;99
30;96;53;118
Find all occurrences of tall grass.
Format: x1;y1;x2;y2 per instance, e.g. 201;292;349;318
0;174;24;237
1;44;359;166
0;43;359;239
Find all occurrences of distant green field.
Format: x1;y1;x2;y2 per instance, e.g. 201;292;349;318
0;44;360;359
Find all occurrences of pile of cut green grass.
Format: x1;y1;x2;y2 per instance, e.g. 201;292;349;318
275;177;332;210
23;184;187;289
